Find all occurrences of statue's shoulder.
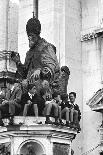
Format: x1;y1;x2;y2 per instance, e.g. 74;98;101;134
40;38;56;54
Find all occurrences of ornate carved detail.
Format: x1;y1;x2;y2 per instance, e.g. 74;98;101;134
87;88;103;111
81;32;98;41
81;28;103;41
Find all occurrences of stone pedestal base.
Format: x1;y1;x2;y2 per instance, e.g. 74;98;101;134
0;116;77;155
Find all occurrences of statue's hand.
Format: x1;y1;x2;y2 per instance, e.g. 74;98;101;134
31;69;41;81
11;52;20;64
40;67;51;80
42;67;49;75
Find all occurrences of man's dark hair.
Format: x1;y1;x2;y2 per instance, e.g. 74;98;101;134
61;93;68;101
69;92;76;98
28;84;35;90
52;92;59;99
61;66;70;76
40;88;46;97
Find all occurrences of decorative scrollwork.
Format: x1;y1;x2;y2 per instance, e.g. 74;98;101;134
81;32;98;41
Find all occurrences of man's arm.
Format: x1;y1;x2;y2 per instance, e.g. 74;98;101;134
9;88;22;106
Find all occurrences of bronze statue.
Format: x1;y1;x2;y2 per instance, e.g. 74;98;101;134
12;16;60;94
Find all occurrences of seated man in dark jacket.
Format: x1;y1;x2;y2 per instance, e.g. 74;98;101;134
22;84;45;118
23;84;38;117
69;92;81;130
0;81;22;125
60;93;71;127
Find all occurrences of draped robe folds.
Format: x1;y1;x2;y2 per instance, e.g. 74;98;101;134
17;38;60;92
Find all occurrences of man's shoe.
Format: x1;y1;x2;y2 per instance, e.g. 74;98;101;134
59;120;65;126
45;119;53;124
37;121;42;124
53;120;60;126
69;122;77;129
9;116;14;126
66;121;71;127
0;119;4;126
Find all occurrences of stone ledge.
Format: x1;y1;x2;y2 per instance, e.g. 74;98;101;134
0;116;77;141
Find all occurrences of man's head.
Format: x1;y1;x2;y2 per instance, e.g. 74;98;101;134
42;80;50;89
26;17;41;48
28;84;37;95
69;92;76;103
61;93;68;102
52;92;61;102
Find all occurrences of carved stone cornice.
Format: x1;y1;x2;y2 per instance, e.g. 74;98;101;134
81;27;103;42
81;32;98;41
0;117;77;141
87;88;103;111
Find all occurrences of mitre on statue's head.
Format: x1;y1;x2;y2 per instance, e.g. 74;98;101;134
26;16;41;36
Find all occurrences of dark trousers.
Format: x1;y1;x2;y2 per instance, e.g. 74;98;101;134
0;103;21;118
23;104;38;117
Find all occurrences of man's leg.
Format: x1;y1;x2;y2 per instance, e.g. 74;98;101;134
9;103;15;116
73;110;78;124
73;110;81;130
58;106;64;125
52;103;59;125
23;104;30;116
33;104;38;117
22;104;30;124
9;103;15;125
61;107;71;126
70;108;74;123
45;103;53;124
33;104;39;123
0;105;5;126
69;108;77;128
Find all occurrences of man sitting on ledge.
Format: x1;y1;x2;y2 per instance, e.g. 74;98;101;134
69;92;81;131
0;81;22;126
44;91;60;125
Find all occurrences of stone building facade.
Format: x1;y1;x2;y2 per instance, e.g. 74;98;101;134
1;0;103;155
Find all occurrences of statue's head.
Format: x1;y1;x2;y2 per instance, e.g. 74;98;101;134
26;17;41;48
61;66;70;78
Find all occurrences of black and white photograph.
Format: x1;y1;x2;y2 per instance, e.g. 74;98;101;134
0;0;103;155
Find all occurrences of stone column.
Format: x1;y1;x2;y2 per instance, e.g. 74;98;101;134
8;0;19;52
0;0;9;51
38;0;65;65
18;0;37;63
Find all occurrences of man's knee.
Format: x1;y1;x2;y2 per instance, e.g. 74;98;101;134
74;110;78;115
65;107;70;112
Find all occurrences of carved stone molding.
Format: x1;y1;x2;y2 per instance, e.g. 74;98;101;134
81;32;98;41
87;88;103;111
81;28;103;42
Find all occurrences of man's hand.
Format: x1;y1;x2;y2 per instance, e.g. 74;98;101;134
27;100;32;105
2;100;8;105
11;52;20;64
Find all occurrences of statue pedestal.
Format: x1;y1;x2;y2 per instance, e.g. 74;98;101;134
0;116;78;155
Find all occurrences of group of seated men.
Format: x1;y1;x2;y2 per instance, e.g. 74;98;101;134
0;79;81;131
